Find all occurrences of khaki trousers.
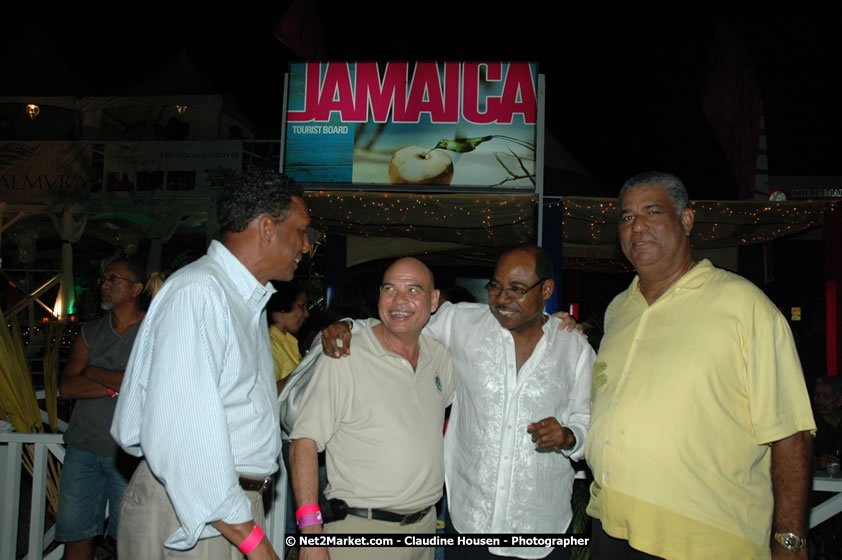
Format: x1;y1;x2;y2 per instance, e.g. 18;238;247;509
118;460;265;559
322;507;436;560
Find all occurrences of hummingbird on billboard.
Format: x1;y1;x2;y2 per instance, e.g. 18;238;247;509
426;135;535;155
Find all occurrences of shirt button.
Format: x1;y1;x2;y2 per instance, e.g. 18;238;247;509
605;440;610;446
605;474;610;483
500;485;505;490
623;371;630;377
610;402;617;408
503;456;509;461
508;364;514;369
635;339;641;344
647;309;652;314
507;424;512;430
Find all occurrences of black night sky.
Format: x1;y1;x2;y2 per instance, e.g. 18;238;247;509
3;8;840;200
1;7;838;376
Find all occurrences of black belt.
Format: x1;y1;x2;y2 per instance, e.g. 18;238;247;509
238;475;272;494
346;506;432;525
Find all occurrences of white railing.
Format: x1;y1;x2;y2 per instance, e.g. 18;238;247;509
0;432;65;560
0;430;287;560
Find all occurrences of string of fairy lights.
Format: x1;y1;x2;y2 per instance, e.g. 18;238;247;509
2;193;835;344
10;320;78;348
304;191;535;243
556;198;834;248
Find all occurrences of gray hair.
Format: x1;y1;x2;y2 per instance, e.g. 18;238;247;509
101;255;146;285
618;171;690;216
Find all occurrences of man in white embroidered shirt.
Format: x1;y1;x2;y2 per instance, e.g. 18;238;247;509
322;247;594;559
111;170;311;559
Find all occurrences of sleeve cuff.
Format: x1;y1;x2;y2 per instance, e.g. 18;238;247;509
561;425;587;461
164;485;253;550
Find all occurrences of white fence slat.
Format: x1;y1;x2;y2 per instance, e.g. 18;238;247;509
27;443;48;559
42;546;64;560
1;441;22;560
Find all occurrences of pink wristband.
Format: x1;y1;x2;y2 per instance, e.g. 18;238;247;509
238;524;263;554
108;389;117;397
295;503;320;521
297;511;323;528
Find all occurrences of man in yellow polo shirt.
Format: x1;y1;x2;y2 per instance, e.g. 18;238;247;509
587;171;815;559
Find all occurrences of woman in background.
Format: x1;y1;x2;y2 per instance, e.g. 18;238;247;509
267;282;309;394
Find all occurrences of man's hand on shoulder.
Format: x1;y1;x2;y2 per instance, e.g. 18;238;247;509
550;311;584;335
321;321;352;358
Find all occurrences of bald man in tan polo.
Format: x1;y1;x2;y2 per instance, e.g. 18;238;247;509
290;257;455;560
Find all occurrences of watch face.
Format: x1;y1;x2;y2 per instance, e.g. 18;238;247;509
783;535;797;547
775;532;805;550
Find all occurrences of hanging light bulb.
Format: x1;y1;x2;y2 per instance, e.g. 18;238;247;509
175;105;188;115
26;104;40;119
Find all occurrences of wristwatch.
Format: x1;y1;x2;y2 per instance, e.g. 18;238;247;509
773;532;806;550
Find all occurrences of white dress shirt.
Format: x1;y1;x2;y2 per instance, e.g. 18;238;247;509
111;240;280;550
428;302;594;559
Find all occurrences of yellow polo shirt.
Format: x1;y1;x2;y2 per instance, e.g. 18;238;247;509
586;260;815;559
269;326;300;382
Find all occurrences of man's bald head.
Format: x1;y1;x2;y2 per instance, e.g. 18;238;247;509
383;257;436;290
378;257;439;340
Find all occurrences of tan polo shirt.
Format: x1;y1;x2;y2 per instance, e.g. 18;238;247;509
291;321;455;513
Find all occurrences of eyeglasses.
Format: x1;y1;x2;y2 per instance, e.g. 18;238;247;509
97;273;136;286
485;278;546;299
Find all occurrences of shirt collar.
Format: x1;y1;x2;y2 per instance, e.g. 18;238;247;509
490;311;552;336
626;258;713;304
207;240;276;310
361;319;392;359
361;319;431;367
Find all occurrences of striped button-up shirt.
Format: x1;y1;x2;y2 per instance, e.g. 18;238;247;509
112;240;279;550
